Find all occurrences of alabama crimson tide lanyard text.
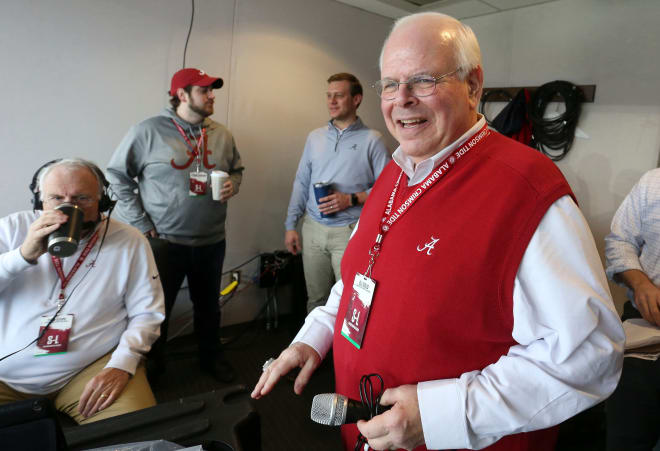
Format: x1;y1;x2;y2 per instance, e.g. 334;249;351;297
51;230;99;305
170;120;215;170
364;124;491;277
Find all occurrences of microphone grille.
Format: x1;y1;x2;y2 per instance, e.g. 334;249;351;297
311;393;347;426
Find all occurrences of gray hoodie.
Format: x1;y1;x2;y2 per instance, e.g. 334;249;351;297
107;108;244;246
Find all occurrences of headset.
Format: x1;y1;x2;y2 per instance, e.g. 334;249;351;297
29;159;115;212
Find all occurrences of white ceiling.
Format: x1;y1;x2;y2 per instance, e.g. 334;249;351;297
334;0;559;19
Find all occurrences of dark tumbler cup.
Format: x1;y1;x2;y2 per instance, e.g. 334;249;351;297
313;182;334;218
47;203;84;257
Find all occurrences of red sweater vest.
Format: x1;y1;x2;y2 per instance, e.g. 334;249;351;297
332;130;574;451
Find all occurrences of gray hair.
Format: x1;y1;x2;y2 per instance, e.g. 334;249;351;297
379;12;482;81
37;158;104;200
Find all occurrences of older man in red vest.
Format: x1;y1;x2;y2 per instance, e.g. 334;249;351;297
253;12;623;451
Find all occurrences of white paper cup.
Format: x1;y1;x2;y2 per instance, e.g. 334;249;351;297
211;170;229;201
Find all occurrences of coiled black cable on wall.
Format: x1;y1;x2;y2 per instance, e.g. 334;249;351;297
528;80;583;161
479;89;513;125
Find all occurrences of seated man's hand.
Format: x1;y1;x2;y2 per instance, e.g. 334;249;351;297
251;342;320;399
633;279;660;326
20;210;68;262
357;384;424;451
78;367;130;419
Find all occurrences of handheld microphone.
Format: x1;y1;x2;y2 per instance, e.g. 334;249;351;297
47;203;84;257
311;393;391;426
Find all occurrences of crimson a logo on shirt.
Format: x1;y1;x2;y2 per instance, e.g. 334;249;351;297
416;235;439;256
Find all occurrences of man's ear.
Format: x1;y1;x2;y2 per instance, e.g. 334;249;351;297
176;87;189;104
466;66;484;110
352;93;363;110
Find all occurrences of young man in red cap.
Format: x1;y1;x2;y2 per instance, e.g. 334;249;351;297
108;68;244;383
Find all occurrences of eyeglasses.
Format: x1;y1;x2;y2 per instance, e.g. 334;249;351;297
44;194;96;207
373;69;459;100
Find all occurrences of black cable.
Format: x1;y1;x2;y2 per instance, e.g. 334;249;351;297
222;252;268;276
355;373;386;451
173;252;265;303
182;0;195;68
527;80;583;161
479;89;513;125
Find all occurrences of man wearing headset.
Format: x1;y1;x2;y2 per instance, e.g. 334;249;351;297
0;159;164;424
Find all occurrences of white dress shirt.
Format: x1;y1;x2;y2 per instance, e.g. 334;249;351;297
293;118;624;450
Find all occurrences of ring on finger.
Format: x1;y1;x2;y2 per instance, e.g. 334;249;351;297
262;357;275;372
100;394;108;399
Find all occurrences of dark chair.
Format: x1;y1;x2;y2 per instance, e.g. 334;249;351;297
63;385;260;451
0;397;67;451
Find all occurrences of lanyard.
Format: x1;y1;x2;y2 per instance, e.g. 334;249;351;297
365;124;491;277
51;230;99;305
170;119;208;171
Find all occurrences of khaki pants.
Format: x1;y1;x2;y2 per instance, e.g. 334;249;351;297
301;215;355;312
0;352;155;424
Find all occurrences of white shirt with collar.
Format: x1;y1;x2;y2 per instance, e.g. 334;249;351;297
292;118;624;449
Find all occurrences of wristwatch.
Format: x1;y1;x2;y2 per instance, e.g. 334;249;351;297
351;193;358;206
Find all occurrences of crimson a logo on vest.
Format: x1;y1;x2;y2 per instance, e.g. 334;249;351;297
416;236;439;256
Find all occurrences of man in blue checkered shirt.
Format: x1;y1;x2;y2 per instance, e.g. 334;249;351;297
605;168;660;451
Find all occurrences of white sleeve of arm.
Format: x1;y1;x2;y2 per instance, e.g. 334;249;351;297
291;278;342;360
0;214;38;290
106;235;165;374
417;195;625;450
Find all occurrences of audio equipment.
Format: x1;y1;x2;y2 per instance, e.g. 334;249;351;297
311;393;391;426
29;159;115;212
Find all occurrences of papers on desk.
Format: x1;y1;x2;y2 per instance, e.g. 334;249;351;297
623;318;660;360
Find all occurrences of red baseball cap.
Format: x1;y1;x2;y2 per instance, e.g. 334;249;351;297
169;68;223;96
